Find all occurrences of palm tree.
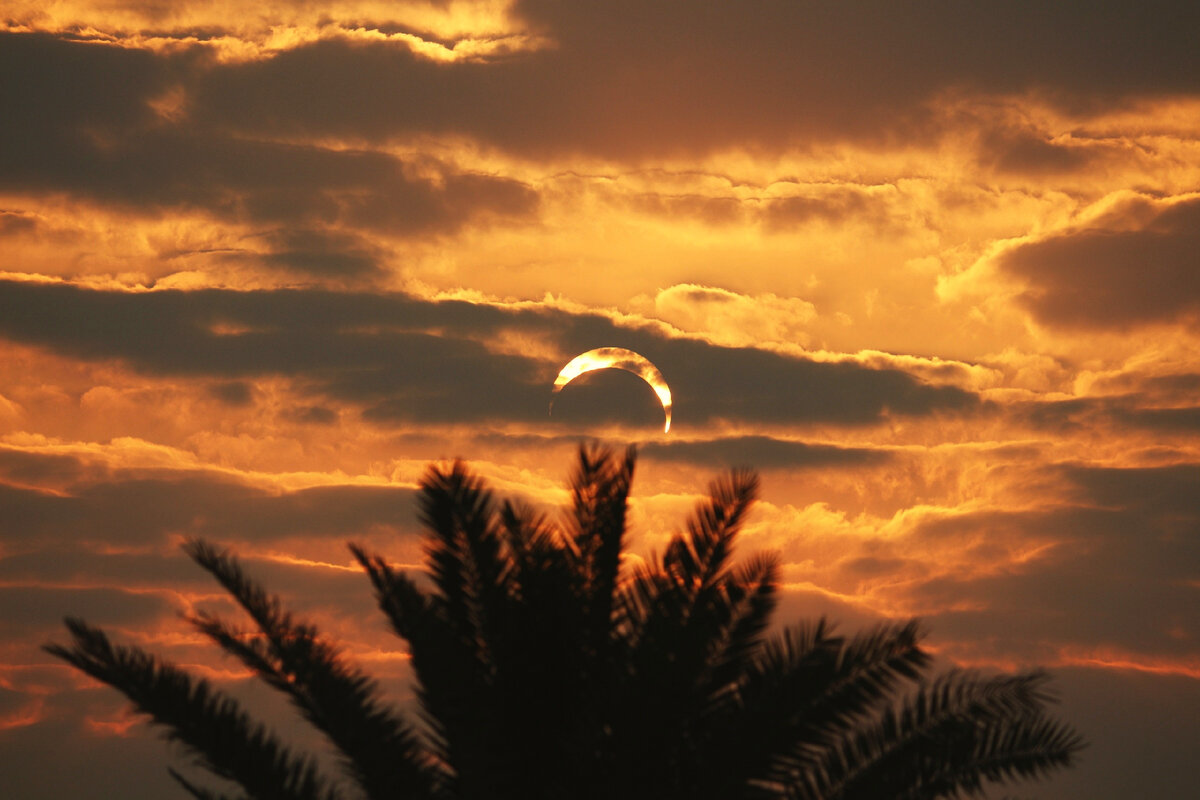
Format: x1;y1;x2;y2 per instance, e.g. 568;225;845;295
47;444;1083;799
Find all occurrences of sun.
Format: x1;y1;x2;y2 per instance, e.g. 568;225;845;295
551;347;673;433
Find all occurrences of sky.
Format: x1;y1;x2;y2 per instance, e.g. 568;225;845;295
1;1;1198;797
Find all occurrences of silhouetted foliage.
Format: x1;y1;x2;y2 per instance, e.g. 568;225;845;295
47;444;1084;799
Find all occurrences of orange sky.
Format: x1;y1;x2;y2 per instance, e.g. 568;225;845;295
2;2;1199;797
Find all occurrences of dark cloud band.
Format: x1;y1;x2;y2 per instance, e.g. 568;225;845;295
0;280;978;428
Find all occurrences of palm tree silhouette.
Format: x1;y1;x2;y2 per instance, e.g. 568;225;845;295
47;445;1083;799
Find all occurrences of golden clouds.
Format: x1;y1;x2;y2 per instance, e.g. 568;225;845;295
3;0;533;62
639;284;818;349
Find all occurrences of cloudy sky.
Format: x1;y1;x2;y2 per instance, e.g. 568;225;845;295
1;2;1198;797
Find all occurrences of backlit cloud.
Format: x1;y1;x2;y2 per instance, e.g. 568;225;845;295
998;194;1200;330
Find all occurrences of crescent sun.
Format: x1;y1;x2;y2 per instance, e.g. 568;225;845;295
550;347;673;433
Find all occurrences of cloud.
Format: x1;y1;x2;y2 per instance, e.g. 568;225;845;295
0;447;94;487
0;464;421;549
648;284;817;348
1012;394;1200;437
208;381;254;406
255;229;388;278
1084;370;1200;398
0;585;172;637
0;548;205;592
281;405;340;425
997;195;1200;330
0;280;979;430
0;212;38;237
762;188;897;231
1112;405;1200;434
976;127;1097;175
0;713;182;800
170;1;1200;158
0;33;180;139
1062;462;1200;516
624;193;746;226
641;436;891;470
901;462;1200;662
0;34;537;253
3;0;531;62
2;8;1197;800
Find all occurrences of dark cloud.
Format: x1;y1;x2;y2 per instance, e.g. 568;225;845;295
0;684;31;719
282;405;339;425
641;436;892;470
0;32;182;138
998;197;1200;330
208;380;254;406
173;2;1200;159
0;548;204;591
2;4;1198;209
0;466;421;547
1014;393;1200;436
906;463;1200;660
0;448;93;487
838;555;928;582
977;127;1096;175
1112;405;1200;433
0;126;537;240
0;34;537;250
0;714;183;800
0;546;389;632
0;585;172;636
1062;463;1200;516
257;229;387;278
0;211;38;236
762;189;891;231
656;339;977;428
0;280;979;429
1084;371;1200;402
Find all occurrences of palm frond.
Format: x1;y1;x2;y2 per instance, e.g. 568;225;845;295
417;460;506;665
184;540;440;800
350;543;434;643
805;670;1086;800
669;468;760;595
44;618;340;800
168;768;249;800
566;443;636;652
701;551;780;700
686;619;841;796
804;620;931;738
351;543;482;779
611;467;765;750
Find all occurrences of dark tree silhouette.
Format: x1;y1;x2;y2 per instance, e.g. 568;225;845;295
47;445;1083;799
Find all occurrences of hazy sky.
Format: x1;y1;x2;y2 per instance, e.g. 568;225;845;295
2;2;1199;797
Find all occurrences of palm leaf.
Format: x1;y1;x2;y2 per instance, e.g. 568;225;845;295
184;540;441;800
417;460;506;670
566;443;636;656
44;618;340;800
168;767;250;800
351;542;489;794
804;670;1085;800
